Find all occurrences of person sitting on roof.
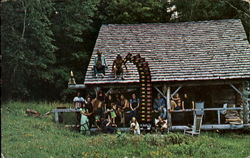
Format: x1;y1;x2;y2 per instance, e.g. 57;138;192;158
112;54;127;79
153;93;167;119
93;50;107;77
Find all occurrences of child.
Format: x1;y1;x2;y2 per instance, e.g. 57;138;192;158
155;116;168;133
130;117;140;135
110;103;117;125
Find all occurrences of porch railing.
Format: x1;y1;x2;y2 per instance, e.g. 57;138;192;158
52;107;243;125
171;107;243;124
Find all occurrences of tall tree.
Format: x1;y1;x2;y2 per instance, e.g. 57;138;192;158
96;0;173;24
49;0;99;101
1;0;56;100
173;0;250;41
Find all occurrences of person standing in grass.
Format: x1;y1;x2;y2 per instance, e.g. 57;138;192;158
79;103;91;135
73;92;87;124
85;96;94;129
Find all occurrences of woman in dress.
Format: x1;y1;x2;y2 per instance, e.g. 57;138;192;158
79;103;91;135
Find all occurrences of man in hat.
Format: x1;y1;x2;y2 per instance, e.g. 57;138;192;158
112;54;127;79
93;50;107;77
153;93;167;119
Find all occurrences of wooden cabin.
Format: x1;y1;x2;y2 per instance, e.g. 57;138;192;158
70;19;250;130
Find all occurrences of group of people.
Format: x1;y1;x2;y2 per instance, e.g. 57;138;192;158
153;92;196;131
73;91;141;135
93;50;127;79
170;93;195;111
73;90;195;135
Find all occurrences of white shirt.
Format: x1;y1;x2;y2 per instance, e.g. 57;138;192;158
73;96;87;103
73;96;87;108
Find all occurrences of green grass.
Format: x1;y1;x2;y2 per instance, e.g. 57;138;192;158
2;101;250;158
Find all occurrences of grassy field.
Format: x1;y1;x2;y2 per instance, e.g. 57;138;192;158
1;102;250;158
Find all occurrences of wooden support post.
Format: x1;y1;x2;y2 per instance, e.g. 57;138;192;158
217;110;221;124
242;81;250;124
230;84;243;96
171;86;182;98
54;112;59;123
166;87;172;128
154;86;168;100
94;87;100;98
105;88;113;95
154;86;172;127
230;82;250;124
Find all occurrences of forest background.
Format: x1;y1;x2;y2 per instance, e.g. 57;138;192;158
1;0;250;102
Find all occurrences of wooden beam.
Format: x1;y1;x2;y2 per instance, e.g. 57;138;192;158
217;110;221;124
153;79;244;87
54;112;59;123
171;86;182;98
242;81;250;124
171;124;245;131
105;88;113;95
86;83;140;89
89;124;248;132
154;86;172;127
230;84;243;96
166;86;172;127
68;84;86;89
154;86;168;100
52;107;243;113
170;107;242;112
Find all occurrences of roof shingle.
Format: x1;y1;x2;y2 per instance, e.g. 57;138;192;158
84;19;250;85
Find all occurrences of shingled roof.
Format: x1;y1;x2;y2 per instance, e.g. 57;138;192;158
84;19;250;85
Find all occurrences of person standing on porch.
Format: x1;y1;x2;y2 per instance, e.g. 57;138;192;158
170;93;184;125
129;93;140;119
120;94;130;125
182;93;195;125
171;93;184;111
93;50;107;77
182;93;195;110
153;93;167;119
